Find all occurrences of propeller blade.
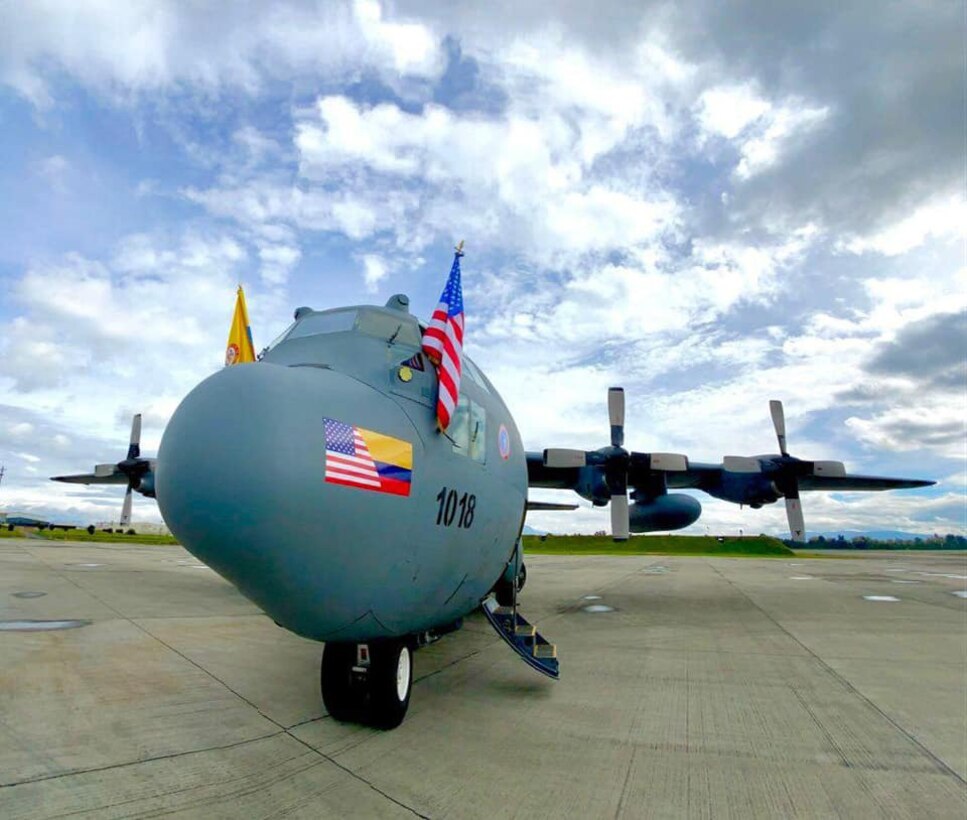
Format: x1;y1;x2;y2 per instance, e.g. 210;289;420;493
544;448;587;468
95;463;120;478
769;400;788;456
120;485;133;527
127;413;142;460
785;496;805;542
608;387;624;448
812;460;846;477
610;493;629;541
723;456;761;473
648;453;688;472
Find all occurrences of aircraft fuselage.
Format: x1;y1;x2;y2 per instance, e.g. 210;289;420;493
155;302;526;642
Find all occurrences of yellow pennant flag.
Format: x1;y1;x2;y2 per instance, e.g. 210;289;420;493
225;285;256;366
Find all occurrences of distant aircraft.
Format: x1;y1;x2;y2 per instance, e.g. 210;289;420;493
3;515;77;531
4;515;50;530
53;281;933;728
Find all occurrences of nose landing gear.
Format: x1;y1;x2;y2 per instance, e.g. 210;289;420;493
321;639;413;729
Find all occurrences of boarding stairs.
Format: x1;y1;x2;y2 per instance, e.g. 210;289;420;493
481;596;559;679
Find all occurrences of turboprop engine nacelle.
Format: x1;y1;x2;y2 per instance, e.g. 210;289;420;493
629;493;702;533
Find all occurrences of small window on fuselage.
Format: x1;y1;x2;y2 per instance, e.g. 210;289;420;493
462;356;490;394
469;400;486;463
450;396;486;464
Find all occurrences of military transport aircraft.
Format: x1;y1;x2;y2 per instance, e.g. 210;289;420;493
53;292;933;728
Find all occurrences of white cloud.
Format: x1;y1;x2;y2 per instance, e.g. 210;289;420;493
693;83;830;181
289;94;680;261
0;231;258;460
35;154;70;187
257;243;301;287
840;195;967;257
846;407;965;459
735;103;829;180
360;254;389;292
696;84;770;139
353;0;441;77
9;422;34;438
0;0;445;106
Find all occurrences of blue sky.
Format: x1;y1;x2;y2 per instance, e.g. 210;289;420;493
0;0;963;535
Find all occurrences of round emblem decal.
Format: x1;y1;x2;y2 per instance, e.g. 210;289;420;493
498;424;511;460
225;343;240;366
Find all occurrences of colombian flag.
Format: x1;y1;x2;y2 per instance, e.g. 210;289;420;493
363;428;414;496
225;285;256;366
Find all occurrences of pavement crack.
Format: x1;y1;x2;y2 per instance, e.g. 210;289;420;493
283;732;431;819
790;687;851;769
0;733;283;789
613;746;637;820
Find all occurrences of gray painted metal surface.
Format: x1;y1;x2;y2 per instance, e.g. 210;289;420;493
156;303;526;641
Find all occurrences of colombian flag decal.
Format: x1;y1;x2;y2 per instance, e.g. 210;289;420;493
323;418;413;497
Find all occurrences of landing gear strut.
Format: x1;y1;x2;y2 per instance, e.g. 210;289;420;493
494;561;526;607
320;639;413;729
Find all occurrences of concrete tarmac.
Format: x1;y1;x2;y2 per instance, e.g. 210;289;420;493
1;537;964;818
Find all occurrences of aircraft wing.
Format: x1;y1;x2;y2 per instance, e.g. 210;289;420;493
660;461;717;491
527;452;718;493
797;474;934;492
51;472;129;485
526;500;579;511
662;464;935;493
525;392;935;542
525;453;579;489
527;453;933;495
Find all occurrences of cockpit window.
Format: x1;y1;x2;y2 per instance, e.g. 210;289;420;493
262;306;422;355
285;310;358;341
462;356;490;394
260;321;297;357
356;309;421;347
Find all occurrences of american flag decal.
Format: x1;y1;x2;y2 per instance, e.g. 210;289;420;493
421;247;465;431
324;418;412;497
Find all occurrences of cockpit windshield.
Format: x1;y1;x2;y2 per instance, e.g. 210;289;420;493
262;307;422;356
285;310;358;341
355;310;421;347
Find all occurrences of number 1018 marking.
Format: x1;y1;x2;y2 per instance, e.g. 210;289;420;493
435;487;476;529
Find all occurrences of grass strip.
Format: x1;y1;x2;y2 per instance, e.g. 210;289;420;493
0;527;179;545
523;534;794;557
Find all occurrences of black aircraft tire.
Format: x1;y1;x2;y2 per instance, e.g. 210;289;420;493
320;642;358;722
517;562;527;592
367;641;412;730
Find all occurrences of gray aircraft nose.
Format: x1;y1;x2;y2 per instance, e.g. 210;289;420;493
155;362;421;640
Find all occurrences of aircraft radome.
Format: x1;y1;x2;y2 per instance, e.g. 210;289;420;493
54;287;934;729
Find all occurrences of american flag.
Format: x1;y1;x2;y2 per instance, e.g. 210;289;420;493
421;248;465;430
324;418;382;491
